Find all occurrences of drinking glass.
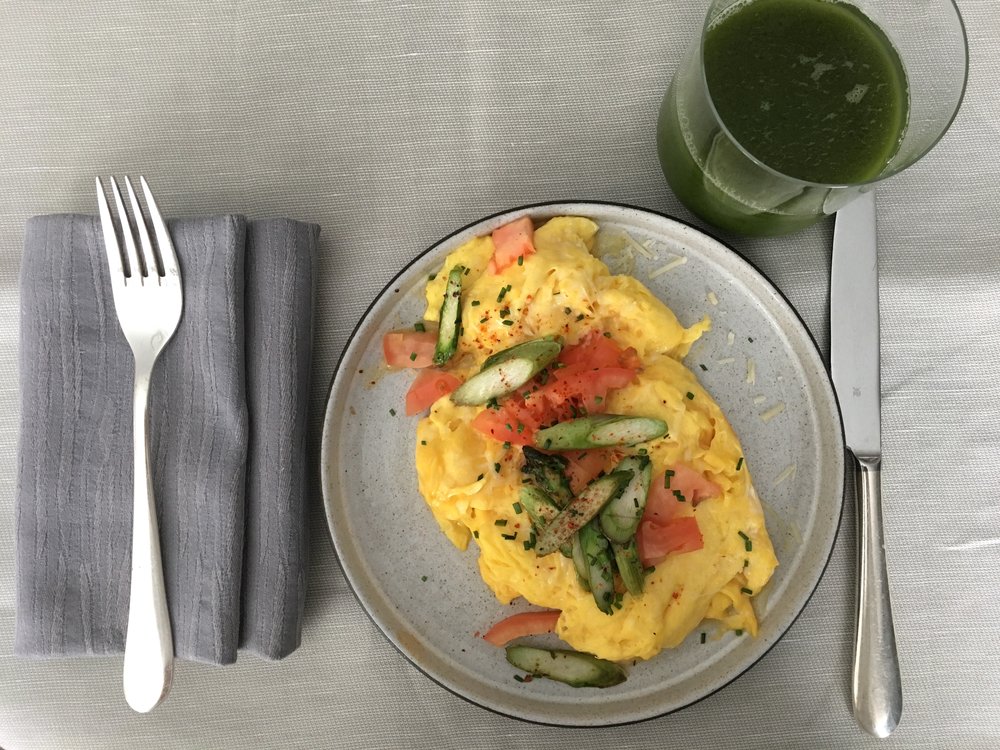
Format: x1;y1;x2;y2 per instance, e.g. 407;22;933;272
656;0;968;236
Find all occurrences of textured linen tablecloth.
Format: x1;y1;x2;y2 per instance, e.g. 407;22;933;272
1;1;998;748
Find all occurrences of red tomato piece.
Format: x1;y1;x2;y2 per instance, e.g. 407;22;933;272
383;329;438;369
405;369;462;415
482;610;561;647
559;330;641;370
636;516;704;568
668;463;722;506
490;216;536;273
564;449;615;494
471;402;540;445
644;471;687;524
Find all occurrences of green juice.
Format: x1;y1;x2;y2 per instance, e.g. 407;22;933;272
657;0;909;235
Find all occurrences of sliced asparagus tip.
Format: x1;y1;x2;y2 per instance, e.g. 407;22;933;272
505;646;627;688
612;537;644;596
579;521;615;614
521;446;573;507
534;470;633;556
451;341;561;405
599;454;652;543
533;415;668;451
433;265;464;365
518;485;560;529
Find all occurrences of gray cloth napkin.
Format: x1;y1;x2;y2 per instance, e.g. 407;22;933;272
15;213;317;664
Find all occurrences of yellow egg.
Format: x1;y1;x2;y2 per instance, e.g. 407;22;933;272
414;216;777;662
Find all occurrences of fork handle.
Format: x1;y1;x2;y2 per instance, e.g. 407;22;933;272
123;361;174;713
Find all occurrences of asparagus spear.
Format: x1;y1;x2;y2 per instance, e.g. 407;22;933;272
433;265;464;365
520;446;573;508
450;339;561;406
534;415;668;451
599;454;651;543
534;470;632;556
506;646;626;688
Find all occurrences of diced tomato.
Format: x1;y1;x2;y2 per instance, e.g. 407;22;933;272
559;330;641;370
564;449;615;494
471;400;541;445
383;329;438;368
482;610;561;647
644;471;687;524
637;516;704;567
405;369;462;415
668;463;722;506
490;216;536;273
471;329;639;445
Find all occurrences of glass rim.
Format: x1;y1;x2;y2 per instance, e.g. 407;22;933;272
697;0;970;190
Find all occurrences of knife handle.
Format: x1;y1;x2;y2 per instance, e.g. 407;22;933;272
852;454;902;737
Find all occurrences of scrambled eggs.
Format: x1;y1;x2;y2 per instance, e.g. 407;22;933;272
415;216;777;662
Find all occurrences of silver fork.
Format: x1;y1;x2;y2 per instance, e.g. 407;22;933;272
96;176;182;713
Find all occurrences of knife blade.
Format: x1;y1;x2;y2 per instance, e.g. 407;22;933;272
830;190;902;738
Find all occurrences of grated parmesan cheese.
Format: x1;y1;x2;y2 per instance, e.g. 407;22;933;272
773;464;797;486
760;402;786;422
706;290;719;306
727;331;735;347
753;394;767;405
746;358;756;385
649;255;687;278
716;357;735;365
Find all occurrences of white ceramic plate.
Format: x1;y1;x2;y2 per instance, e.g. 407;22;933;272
321;202;844;726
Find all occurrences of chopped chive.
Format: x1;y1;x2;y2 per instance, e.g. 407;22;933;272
517;422;525;434
735;629;744;636
517;255;524;266
743;558;749;567
494;462;501;473
389;408;396;416
499;307;509;318
420;440;427;446
513;675;525;683
512;502;522;514
428;273;436;281
673;490;686;503
741;587;753;595
463;267;470;275
494;519;508;527
736;456;744;471
473;530;479;538
748;336;754;343
479;317;488;324
699;363;708;371
664;469;674;488
501;532;517;541
575;313;585;321
497;285;511;303
638;448;647;455
502;441;511;450
700;632;706;644
414;322;426;332
686;391;694;400
486;397;499;410
594;396;603;403
476;473;484;481
409;352;417;361
738;530;753;552
564;307;572;314
643;566;656;574
502;319;514;326
505;423;512;431
471;299;481;307
603;331;612;338
421;575;428;582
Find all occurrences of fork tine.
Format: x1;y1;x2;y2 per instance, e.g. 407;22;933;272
96;177;130;282
140;176;180;281
109;177;143;280
125;176;160;278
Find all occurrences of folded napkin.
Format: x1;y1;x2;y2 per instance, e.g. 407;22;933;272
15;213;318;664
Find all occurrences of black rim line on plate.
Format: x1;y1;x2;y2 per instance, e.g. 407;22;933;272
318;199;848;727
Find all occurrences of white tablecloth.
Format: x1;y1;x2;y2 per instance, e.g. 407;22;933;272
2;1;998;747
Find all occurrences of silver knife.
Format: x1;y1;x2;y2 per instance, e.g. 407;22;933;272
830;190;902;737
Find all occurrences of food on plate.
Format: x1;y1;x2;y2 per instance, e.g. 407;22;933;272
382;215;778;685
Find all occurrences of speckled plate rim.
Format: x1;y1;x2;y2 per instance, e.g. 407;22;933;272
320;200;845;727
